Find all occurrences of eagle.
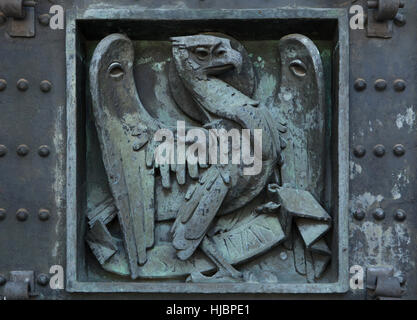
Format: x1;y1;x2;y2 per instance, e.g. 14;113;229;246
89;33;327;281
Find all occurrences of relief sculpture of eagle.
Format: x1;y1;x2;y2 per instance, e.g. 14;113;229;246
87;33;332;283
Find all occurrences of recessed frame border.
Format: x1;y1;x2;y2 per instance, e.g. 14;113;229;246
66;7;349;294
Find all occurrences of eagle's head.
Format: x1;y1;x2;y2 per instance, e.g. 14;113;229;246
170;35;242;81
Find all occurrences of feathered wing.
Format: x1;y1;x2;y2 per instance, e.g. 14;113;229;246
90;34;159;278
171;167;230;260
89;34;209;278
273;34;332;280
275;34;326;200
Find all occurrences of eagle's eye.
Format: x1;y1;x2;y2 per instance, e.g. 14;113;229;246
214;48;227;57
289;59;307;77
194;47;210;60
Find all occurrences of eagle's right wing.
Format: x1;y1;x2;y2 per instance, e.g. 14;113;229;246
90;34;209;278
90;34;160;278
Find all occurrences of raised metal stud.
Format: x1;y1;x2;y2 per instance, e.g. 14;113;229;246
394;13;406;26
354;78;367;91
0;144;7;157
38;145;50;157
0;208;6;221
0;275;6;286
394;209;406;222
373;144;385;157
393;79;406;92
37;273;49;286
353;210;365;221
17;144;29;156
0;79;7;91
373;208;385;221
16;208;29;222
40;80;52;93
38;209;50;221
374;79;387;91
38;14;50;26
393;144;405;156
17;79;29;91
353;145;366;158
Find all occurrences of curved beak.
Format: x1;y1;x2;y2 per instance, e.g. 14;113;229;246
204;48;243;75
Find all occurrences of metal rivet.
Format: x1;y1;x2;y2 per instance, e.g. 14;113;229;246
393;79;406;92
374;79;387;91
353;145;366;158
0;12;6;26
40;80;52;93
0;208;6;221
394;209;406;222
38;14;51;26
354;78;367;91
38;145;50;157
0;79;7;91
279;251;288;261
394;13;406;26
17;144;29;156
16;208;29;222
393;144;405;156
0;275;6;286
373;208;385;221
353;210;365;221
373;144;385;157
17;79;29;91
38;209;50;221
0;144;7;157
37;274;49;286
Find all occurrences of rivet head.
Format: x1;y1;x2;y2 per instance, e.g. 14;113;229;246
0;275;6;286
373;144;385;157
394;13;406;26
0;79;7;91
132;143;141;152
17;79;29;91
0;208;6;221
374;79;387;91
373;208;385;221
38;14;51;26
38;145;50;157
353;210;365;221
393;79;406;92
353;145;366;158
0;144;7;157
37;274;49;286
17;144;29;156
354;78;367;91
394;209;406;222
40;80;52;93
16;208;29;222
38;209;50;221
393;144;405;156
279;251;288;261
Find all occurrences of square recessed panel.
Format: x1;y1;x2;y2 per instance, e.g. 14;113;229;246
66;7;349;293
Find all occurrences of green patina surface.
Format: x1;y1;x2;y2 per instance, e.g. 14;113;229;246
84;38;335;283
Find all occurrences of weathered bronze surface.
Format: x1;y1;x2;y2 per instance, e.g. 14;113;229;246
1;0;415;300
60;6;351;294
86;32;331;284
